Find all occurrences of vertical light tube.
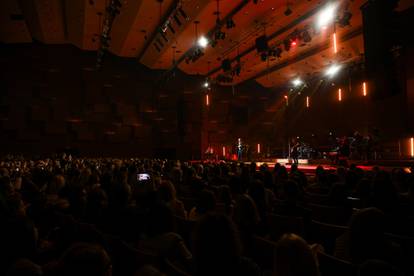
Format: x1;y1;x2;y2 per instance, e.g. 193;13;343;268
363;82;367;96
338;88;342;101
257;143;261;154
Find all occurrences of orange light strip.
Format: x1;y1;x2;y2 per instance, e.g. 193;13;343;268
206;94;209;106
338;88;342;101
257;143;261;154
363;82;367;96
333;32;337;53
306;96;310;108
410;137;414;157
222;146;226;157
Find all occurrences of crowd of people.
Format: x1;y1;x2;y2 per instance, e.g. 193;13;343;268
1;154;413;276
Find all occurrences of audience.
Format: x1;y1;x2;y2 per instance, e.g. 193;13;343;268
274;233;320;276
192;213;260;276
0;155;413;276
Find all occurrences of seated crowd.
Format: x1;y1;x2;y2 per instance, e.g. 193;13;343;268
1;155;414;276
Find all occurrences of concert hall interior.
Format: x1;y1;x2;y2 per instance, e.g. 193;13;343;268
1;1;414;276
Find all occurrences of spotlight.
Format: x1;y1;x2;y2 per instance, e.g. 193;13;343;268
198;36;209;48
317;3;337;29
284;6;292;16
291;39;297;47
325;64;341;77
292;78;303;87
203;80;209;88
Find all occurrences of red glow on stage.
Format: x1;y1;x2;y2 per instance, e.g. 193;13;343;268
338;88;342;101
291;40;297;47
257;143;261;154
363;82;367;96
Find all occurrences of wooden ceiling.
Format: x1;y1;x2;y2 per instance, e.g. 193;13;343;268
1;0;413;88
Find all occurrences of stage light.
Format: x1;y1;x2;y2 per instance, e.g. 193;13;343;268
222;146;226;157
292;78;303;87
338;88;342;101
333;32;337;53
317;3;337;29
284;95;288;106
325;64;341;77
203;81;209;88
291;39;297;47
411;137;414;157
206;94;210;106
306;96;310;108
257;143;261;154
198;36;209;48
363;82;367;96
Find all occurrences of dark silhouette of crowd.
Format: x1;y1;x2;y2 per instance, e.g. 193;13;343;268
1;154;414;276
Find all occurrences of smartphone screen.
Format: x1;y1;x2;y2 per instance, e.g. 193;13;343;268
137;173;150;181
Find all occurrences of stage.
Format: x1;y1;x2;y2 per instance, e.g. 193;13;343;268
195;158;413;175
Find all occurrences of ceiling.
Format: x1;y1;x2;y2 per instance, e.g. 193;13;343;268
1;0;413;88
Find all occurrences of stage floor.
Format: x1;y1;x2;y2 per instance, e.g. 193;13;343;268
195;158;413;175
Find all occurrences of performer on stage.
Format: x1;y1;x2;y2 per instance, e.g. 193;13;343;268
291;139;300;164
237;138;243;161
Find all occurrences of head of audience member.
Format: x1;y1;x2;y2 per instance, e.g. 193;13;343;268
134;265;165;276
192;213;242;275
248;180;267;219
290;163;298;174
145;203;175;237
6;259;43;276
348;208;391;264
57;243;112;276
371;171;398;213
233;194;260;230
157;180;177;203
194;189;216;216
282;180;300;203
0;217;38;271
274;233;319;276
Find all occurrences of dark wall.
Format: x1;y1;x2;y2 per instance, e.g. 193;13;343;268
1;43;413;159
0;44;203;158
